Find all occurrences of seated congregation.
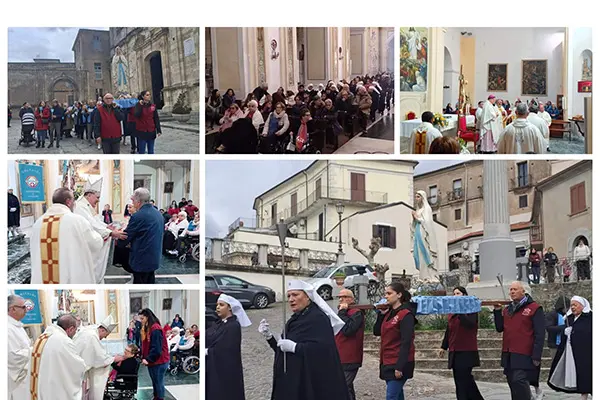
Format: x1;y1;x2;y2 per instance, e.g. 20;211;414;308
206;73;393;154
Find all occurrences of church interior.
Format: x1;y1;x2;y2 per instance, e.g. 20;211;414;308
205;27;395;154
400;27;592;154
10;288;200;399
7;159;200;284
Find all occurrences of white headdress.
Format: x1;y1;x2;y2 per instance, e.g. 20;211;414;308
99;314;117;333
218;294;252;327
287;280;345;335
567;296;592;316
83;178;103;196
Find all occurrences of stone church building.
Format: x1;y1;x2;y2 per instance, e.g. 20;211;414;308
8;27;199;116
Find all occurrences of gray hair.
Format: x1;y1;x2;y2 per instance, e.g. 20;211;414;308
516;103;529;117
8;294;24;310
248;100;258;107
132;188;151;204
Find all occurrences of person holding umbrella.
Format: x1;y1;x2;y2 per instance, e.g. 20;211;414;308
258;280;350;400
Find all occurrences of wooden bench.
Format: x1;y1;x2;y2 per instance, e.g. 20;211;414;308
549;119;571;140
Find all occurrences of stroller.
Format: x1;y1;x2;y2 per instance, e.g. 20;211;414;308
19;124;36;147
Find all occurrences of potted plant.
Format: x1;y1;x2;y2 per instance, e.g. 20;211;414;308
171;91;192;123
334;271;346;287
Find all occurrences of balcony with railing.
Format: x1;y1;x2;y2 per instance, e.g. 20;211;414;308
530;224;543;244
228;217;257;234
446;188;464;203
510;174;535;191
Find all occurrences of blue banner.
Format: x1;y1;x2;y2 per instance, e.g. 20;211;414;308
412;296;482;315
114;98;139;109
14;290;43;325
18;164;45;203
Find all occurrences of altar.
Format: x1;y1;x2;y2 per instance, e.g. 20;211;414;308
401;114;475;138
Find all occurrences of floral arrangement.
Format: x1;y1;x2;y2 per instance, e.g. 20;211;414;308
457;138;470;154
432;113;448;128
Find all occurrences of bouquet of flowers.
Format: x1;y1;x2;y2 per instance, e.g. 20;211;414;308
432;113;448;128
457;138;470;154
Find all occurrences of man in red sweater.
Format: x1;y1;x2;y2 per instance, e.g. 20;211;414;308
93;93;125;154
335;289;365;400
184;200;198;221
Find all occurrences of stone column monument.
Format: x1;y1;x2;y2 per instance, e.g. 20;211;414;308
467;160;517;299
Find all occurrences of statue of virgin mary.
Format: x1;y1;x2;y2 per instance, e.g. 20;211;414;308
111;46;129;95
410;190;439;280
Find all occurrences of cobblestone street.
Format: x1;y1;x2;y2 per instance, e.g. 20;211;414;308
7;122;199;154
240;303;580;400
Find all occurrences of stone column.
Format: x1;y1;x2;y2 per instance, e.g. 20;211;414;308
468;160;517;299
299;249;309;270
258;244;269;267
211;239;223;262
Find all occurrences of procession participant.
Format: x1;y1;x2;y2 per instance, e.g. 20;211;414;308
30;188;104;284
439;286;483;400
258;280;349;400
548;296;592;399
8;295;31;400
480;95;503;153
373;281;416;400
335;289;365;400
497;103;546;154
493;281;545;400
31;314;87;400
93;93;125;154
545;295;569;360
206;294;251;400
74;179;127;283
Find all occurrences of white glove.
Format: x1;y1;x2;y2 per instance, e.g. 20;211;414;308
277;339;297;353
10;208;17;212
564;327;573;336
258;319;273;339
205;348;208;356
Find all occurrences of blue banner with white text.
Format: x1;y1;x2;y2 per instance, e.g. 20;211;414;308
14;290;43;325
18;164;45;203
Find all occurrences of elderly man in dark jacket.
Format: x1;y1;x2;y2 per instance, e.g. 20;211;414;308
123;187;164;283
494;281;545;400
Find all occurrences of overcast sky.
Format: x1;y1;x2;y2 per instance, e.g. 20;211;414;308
205;160;462;238
8;27;109;62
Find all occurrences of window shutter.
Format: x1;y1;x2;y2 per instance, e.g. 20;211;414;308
390;227;397;249
570;185;578;214
372;225;379;238
579;183;586;211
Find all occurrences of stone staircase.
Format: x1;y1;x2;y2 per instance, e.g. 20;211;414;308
364;329;553;381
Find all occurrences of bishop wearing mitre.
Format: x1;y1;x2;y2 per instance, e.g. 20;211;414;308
30;188;104;284
74;315;123;400
30;314;87;400
74;179;127;284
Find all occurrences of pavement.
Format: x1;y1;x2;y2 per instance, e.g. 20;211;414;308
7;122;199;155
239;303;582;400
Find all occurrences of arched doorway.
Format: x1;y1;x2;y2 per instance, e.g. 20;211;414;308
52;79;77;105
574;235;589;248
443;47;453;108
145;51;165;109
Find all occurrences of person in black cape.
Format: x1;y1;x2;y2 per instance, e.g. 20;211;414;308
8;188;22;238
258;279;350;400
548;296;592;398
206;294;251;400
439;286;483;400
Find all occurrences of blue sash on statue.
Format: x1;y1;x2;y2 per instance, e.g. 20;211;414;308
114;99;138;109
412;296;482;315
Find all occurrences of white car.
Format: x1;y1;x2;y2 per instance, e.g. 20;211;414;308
305;263;377;300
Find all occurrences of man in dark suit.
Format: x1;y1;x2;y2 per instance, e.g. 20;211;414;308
123;187;164;283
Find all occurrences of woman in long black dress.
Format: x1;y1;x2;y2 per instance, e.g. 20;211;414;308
206;294;251;400
439;286;483;400
548;296;592;399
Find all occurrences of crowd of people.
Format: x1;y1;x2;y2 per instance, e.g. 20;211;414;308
409;96;561;155
13;90;162;154
525;241;592;285
207;73;394;154
205;279;592;400
8;294;198;400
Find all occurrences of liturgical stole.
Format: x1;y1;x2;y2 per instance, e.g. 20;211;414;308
413;130;427;154
30;333;51;400
40;215;62;284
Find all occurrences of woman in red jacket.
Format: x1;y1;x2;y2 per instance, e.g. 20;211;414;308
133;90;162;154
34;101;51;148
373;281;416;400
439;286;484;400
139;308;170;400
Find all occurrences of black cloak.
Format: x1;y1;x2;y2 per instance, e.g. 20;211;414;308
8;193;20;227
206;315;246;400
268;302;350;400
548;312;592;394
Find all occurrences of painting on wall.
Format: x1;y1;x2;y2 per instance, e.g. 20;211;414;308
487;64;508;91
71;300;95;325
105;290;120;335
399;27;428;92
582;53;592;81
521;60;547;96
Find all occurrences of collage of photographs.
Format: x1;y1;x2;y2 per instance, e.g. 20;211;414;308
5;25;594;400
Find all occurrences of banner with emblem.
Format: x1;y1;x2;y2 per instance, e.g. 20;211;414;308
18;163;45;203
14;289;43;325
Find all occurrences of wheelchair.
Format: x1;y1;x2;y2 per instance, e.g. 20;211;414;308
178;235;200;263
104;362;139;400
168;346;200;376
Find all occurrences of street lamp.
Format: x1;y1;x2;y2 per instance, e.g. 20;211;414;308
336;202;345;254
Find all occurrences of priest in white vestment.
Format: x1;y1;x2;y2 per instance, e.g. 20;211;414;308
31;314;87;400
475;101;484;131
527;103;550;150
480;95;503;153
8;295;31;400
409;111;442;154
30;188;104;284
538;103;552;127
74;179;127;284
74;315;123;400
497;103;546;154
